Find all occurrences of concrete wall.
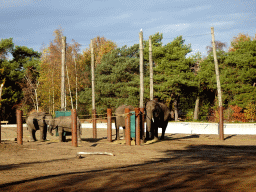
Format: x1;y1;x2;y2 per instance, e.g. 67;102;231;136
81;122;256;135
3;122;256;135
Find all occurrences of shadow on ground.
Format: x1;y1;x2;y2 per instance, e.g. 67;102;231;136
1;144;256;191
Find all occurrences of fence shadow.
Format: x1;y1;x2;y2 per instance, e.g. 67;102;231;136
1;144;256;191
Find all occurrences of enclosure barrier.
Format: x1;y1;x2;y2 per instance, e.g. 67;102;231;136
107;109;112;142
71;109;78;147
92;109;97;139
125;108;131;146
16;109;23;145
135;108;141;145
0;120;1;144
106;107;144;146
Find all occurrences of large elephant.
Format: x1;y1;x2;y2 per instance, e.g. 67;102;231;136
115;105;134;140
48;115;82;142
26;112;53;142
145;100;171;140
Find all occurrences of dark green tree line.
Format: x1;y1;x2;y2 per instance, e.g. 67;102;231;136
0;38;41;123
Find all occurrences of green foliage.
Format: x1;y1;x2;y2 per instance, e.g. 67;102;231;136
153;36;197;110
222;39;256;108
0;38;40;122
79;44;141;114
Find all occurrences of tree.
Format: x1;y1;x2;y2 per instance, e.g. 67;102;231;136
0;38;40;122
229;33;252;52
39;28;83;114
81;36;117;67
153;36;197;121
79;44;140;114
222;38;256;108
206;41;227;54
196;40;228;121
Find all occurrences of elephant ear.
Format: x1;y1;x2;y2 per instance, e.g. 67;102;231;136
154;103;162;117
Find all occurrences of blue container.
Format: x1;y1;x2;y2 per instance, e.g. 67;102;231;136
130;111;135;138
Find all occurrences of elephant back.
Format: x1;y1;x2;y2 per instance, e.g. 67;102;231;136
115;105;134;115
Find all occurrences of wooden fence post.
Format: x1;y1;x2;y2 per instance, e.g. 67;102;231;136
140;108;145;143
135;108;140;145
16;110;23;145
71;109;77;147
92;109;97;139
125;108;131;146
0;119;1;144
107;109;112;142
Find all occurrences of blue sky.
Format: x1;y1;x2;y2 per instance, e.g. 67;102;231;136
1;0;255;57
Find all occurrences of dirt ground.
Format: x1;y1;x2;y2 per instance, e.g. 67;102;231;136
0;125;256;192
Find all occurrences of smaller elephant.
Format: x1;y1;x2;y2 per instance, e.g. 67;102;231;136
26;111;53;142
49;115;82;142
145;100;171;140
115;105;134;140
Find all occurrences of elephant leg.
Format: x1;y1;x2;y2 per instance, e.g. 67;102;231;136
58;128;64;142
160;129;166;140
154;126;159;140
151;124;158;140
116;126;120;140
145;130;150;140
43;125;47;140
160;122;168;140
123;128;126;140
30;129;37;141
39;127;44;141
77;129;81;142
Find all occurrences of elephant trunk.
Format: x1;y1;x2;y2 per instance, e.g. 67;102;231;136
146;112;153;133
48;119;55;136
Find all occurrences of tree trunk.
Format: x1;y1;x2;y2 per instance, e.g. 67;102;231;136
174;99;178;121
193;96;200;120
0;83;3;103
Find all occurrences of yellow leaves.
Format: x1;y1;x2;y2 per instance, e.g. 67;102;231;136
82;36;117;67
229;33;253;52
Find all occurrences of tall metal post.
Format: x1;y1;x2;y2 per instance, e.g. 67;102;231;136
61;36;66;111
91;40;97;139
149;36;153;100
211;27;224;140
139;30;144;108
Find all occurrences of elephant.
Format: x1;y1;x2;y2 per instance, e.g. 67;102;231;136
115;105;134;140
145;100;171;140
48;115;82;142
26;111;53;142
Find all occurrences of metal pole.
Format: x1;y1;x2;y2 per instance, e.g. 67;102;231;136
135;108;140;145
16;110;23;145
61;36;66;111
107;108;112;142
140;107;145;143
0;119;1;144
71;109;78;147
125;108;131;146
149;36;153;101
91;40;97;139
92;109;97;139
139;30;144;108
211;27;224;140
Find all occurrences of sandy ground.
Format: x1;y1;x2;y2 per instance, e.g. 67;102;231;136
0;125;256;191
